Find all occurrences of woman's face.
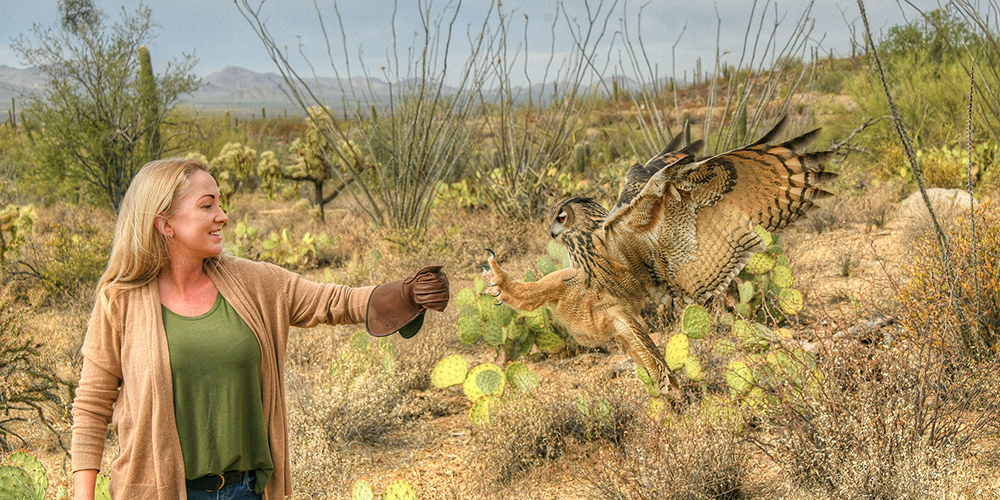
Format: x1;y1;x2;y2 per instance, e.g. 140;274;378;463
162;169;229;261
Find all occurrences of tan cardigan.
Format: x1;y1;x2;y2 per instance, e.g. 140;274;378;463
71;256;376;499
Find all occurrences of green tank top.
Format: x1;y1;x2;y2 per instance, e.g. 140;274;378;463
162;293;274;494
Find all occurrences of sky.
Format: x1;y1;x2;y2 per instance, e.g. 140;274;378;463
0;0;944;86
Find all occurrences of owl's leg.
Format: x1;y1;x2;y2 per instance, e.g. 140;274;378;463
480;249;575;312
613;318;680;395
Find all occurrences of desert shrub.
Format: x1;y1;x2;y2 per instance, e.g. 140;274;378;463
16;205;113;303
756;335;997;499
316;333;411;446
585;397;753;500
0;285;70;452
468;385;634;491
897;202;1000;356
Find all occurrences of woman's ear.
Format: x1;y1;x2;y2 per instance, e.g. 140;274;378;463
155;215;173;239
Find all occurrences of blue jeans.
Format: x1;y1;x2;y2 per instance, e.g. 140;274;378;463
186;472;260;500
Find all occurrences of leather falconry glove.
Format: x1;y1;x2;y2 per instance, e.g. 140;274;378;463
366;265;449;338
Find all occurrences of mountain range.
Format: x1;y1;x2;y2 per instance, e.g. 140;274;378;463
0;64;639;119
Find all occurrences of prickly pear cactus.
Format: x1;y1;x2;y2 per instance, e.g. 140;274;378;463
744;252;776;275
482;321;505;347
3;452;46;499
462;363;505;402
431;355;468;389
469;395;497;426
382;479;417;500
457;316;481;345
777;288;804;315
95;473;111;500
454;275;567;361
534;330;564;354
505;362;539;392
725;360;753;395
664;333;689;372
681;304;711;339
0;465;42;500
683;355;704;382
352;479;375;500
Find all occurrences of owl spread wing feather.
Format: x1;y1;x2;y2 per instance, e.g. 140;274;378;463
609;139;704;218
602;117;836;303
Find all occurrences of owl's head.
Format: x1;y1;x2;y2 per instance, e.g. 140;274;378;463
548;197;608;242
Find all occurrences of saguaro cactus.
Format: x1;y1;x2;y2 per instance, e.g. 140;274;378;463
138;46;160;160
735;84;747;146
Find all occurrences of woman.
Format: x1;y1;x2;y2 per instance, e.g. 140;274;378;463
71;158;448;499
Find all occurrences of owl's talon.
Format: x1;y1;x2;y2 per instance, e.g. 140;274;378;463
495;299;504;306
485;248;496;260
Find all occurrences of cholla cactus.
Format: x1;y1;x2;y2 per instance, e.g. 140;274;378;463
0;204;34;272
210;142;259;208
263;106;370;221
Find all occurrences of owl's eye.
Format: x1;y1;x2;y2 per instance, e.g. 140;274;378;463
557;212;567;224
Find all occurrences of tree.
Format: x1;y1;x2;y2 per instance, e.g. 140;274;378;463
11;1;199;209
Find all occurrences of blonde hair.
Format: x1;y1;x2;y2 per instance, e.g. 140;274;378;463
95;158;213;308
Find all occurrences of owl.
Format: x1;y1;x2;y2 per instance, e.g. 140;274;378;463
481;116;836;392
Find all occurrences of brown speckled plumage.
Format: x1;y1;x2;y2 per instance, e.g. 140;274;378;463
483;117;835;393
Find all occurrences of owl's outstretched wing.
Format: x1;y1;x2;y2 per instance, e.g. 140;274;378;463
601;117;836;303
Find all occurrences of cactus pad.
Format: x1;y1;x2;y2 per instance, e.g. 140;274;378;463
463;363;505;402
547;240;568;264
469;395;496;425
534;331;564;354
731;319;755;343
482;321;505;347
95;474;111;500
352;480;375;500
744;252;776;275
512;370;540;392
777;288;803;315
475;295;496;321
684;355;704;381
738;281;755;304
664;333;690;372
494;305;515;327
772;265;794;288
3;452;46;499
505;362;528;386
457;316;482;345
0;465;42;500
681;304;711;339
382;479;417;500
431;355;468;388
754;225;773;246
455;288;476;306
536;255;556;276
725;360;753;395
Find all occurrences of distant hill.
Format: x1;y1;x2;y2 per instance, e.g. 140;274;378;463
0;64;451;118
0;64;628;120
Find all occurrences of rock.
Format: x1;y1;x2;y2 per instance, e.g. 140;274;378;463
894;188;979;228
